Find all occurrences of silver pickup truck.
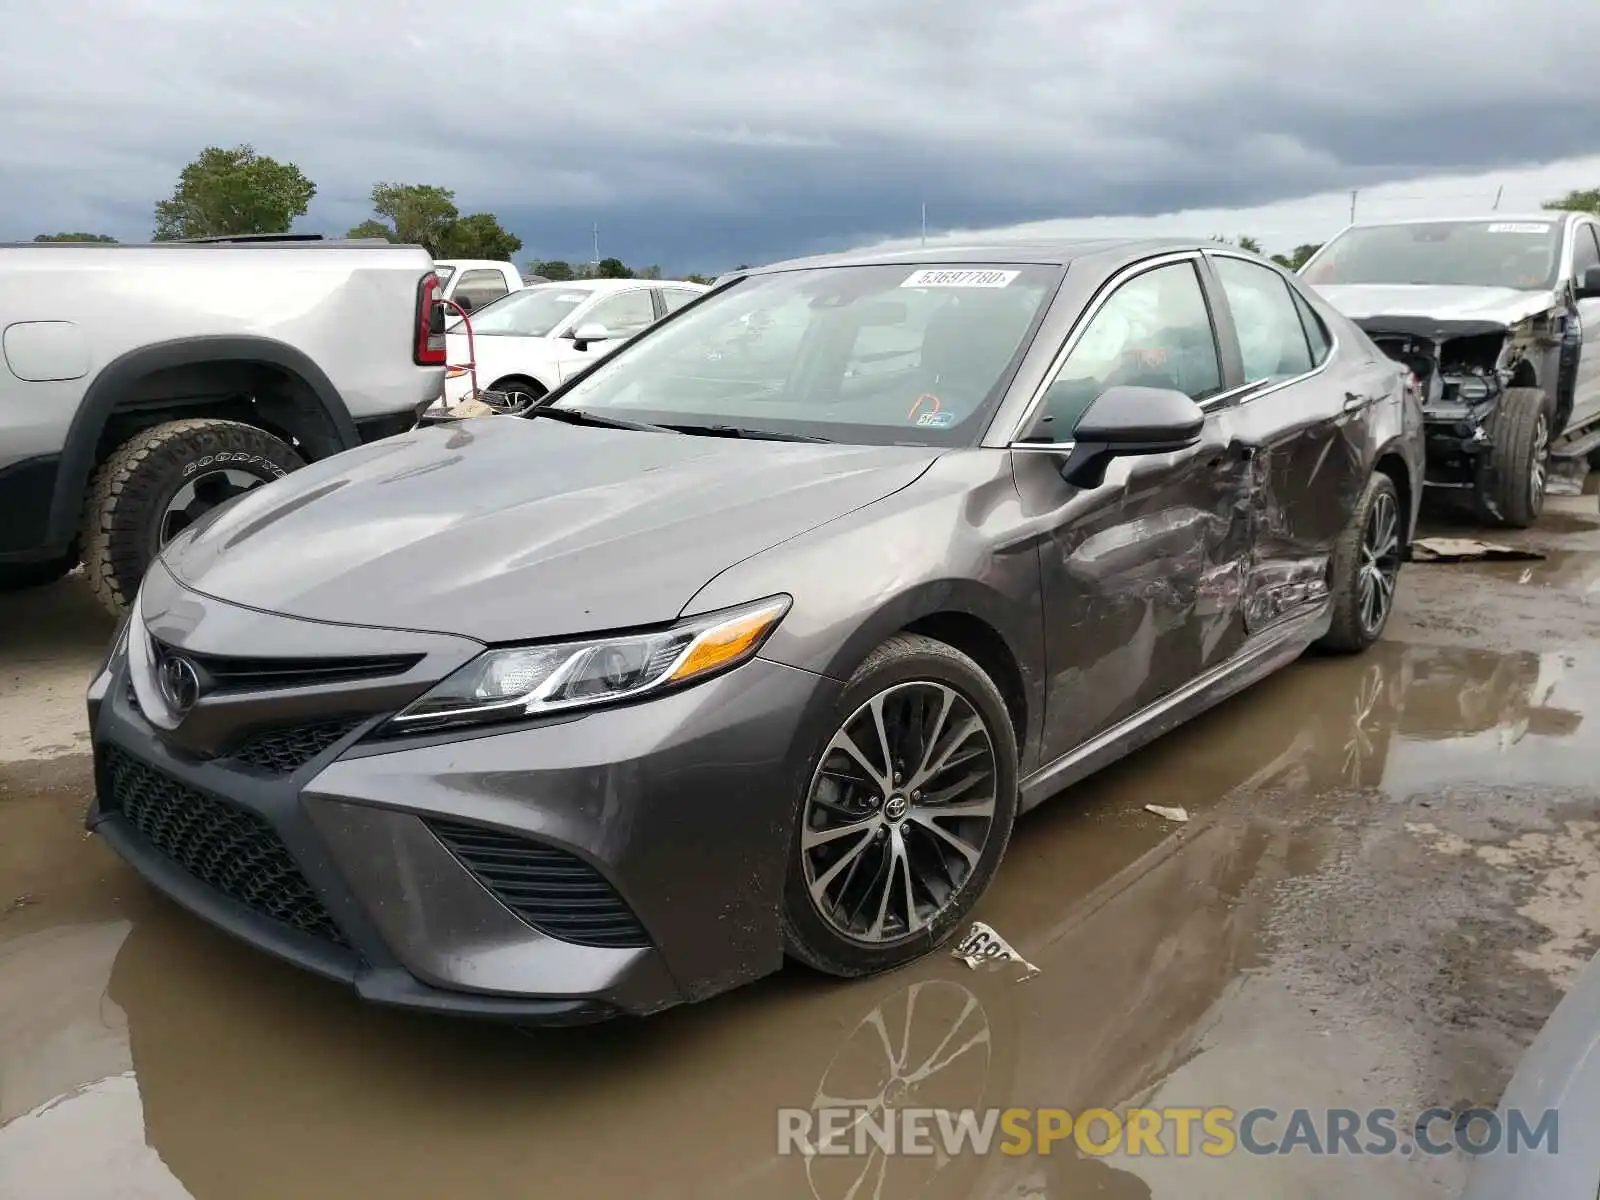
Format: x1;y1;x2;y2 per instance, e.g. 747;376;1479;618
0;234;446;613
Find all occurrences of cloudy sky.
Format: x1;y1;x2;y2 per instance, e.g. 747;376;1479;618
4;0;1600;273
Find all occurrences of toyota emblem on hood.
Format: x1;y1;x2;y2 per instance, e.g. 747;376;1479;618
158;654;202;716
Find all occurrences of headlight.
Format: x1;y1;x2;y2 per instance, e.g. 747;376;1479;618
386;595;791;733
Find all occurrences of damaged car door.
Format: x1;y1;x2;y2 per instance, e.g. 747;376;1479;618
1205;251;1382;631
1013;254;1254;760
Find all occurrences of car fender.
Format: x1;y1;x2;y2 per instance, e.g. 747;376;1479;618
680;452;1050;769
47;334;356;548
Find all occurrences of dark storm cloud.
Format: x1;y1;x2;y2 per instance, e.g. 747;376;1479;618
3;0;1599;270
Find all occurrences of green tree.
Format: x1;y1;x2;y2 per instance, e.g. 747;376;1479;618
1237;235;1262;254
1544;188;1600;216
683;273;714;285
439;212;522;261
34;232;117;243
153;145;316;240
636;264;663;280
1271;243;1323;270
365;183;459;255
345;219;395;241
595;257;633;278
530;260;576;280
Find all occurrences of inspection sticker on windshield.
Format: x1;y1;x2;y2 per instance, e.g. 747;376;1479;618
1487;223;1550;234
915;410;956;428
901;268;1019;288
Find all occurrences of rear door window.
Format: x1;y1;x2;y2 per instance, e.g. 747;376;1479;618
454;269;511;311
1211;256;1315;384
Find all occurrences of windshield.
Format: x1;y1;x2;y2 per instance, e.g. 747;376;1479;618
1304;220;1563;290
550;263;1061;445
466;285;594;337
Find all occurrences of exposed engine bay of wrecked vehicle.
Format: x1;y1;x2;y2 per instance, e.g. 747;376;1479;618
1353;307;1567;485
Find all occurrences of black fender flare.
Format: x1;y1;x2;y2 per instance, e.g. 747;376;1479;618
47;335;356;546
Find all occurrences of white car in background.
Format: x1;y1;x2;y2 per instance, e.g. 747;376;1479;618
433;259;524;314
441;278;708;406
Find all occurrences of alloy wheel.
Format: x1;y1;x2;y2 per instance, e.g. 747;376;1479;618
1357;488;1401;637
1530;413;1549;505
158;468;269;546
801;682;999;944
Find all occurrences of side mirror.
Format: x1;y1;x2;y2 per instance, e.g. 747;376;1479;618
1578;266;1600;300
1051;385;1205;489
566;323;611;350
455;295;475;313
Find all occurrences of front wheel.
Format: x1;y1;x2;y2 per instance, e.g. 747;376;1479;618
1318;470;1404;655
781;634;1019;978
1482;386;1551;529
80;419;304;616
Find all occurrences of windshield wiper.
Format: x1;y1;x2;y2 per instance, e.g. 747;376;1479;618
525;405;673;434
660;422;834;443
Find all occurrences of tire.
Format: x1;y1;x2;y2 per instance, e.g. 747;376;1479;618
0;550;77;592
1480;386;1551;529
781;633;1020;978
1318;470;1404;655
80;419;303;616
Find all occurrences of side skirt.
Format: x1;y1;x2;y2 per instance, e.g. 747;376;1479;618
1017;601;1332;812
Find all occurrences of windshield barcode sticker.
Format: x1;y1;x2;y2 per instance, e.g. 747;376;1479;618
1487;223;1550;234
901;268;1019;289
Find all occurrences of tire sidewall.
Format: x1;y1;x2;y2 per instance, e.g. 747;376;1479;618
1325;470;1401;653
148;445;297;557
780;639;1020;976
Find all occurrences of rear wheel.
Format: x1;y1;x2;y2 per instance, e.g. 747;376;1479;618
1481;386;1551;528
1319;470;1403;655
781;634;1019;978
80;419;303;616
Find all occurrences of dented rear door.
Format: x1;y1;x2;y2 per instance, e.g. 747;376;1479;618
1203;253;1377;632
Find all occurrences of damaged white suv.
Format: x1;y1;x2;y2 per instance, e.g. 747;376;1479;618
1304;214;1600;526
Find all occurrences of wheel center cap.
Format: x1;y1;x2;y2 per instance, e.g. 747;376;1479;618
883;794;909;821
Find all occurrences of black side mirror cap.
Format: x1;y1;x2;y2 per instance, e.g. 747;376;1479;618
1578;265;1600;301
1057;385;1205;488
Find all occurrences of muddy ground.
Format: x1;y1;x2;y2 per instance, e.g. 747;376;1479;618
3;495;1600;1200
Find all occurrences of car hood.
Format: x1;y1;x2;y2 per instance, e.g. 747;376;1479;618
1315;283;1557;328
159;417;941;643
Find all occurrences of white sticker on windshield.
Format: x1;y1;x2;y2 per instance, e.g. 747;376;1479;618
1487;223;1550;234
901;268;1020;289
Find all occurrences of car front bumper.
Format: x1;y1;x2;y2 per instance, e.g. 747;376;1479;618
86;579;841;1022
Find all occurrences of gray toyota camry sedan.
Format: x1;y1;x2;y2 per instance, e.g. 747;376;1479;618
86;238;1424;1022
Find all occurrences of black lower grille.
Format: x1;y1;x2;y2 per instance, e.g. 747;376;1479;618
102;746;349;947
427;819;649;949
226;717;366;775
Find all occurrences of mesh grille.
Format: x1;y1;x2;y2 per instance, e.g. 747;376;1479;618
226;717;366;775
427;819;649;949
103;746;350;947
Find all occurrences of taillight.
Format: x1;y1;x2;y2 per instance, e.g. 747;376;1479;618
414;272;446;366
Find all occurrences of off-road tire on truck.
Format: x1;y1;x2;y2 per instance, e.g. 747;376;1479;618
1479;386;1551;530
79;419;303;616
0;551;77;592
1318;470;1403;655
